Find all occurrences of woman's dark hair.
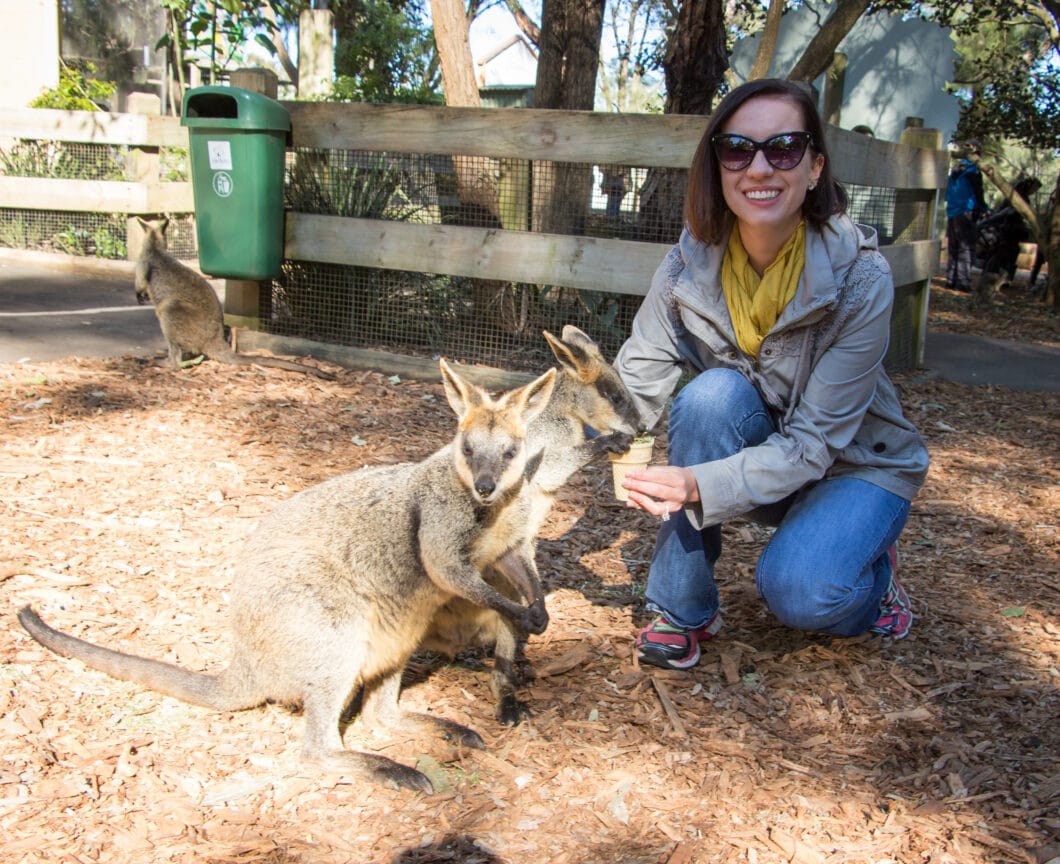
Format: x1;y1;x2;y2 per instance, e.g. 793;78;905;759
684;78;848;245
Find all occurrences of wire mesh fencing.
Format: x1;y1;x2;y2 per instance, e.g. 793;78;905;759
0;140;193;260
0;135;935;373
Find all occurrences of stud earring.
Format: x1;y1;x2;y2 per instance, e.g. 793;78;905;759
808;180;818;191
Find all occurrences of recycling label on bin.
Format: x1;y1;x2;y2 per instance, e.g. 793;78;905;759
211;172;234;198
207;140;233;170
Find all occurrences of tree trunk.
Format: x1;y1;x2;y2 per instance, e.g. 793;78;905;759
637;0;727;244
431;0;498;220
432;0;519;328
532;0;606;236
786;0;871;83
534;0;604;110
749;0;784;81
1046;173;1059;308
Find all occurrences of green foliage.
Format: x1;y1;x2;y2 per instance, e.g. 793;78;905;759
30;63;116;112
0;141;122;182
945;4;1060;153
0;213;46;251
53;224;127;259
285;151;431;221
161;147;190;183
330;0;442;104
0;210;126;259
157;0;297;82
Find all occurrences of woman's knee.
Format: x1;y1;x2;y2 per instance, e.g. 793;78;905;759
672;368;753;417
669;369;771;463
756;550;865;632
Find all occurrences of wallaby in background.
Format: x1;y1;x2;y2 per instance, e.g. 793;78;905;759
17;358;556;793
420;325;642;724
134;217;333;380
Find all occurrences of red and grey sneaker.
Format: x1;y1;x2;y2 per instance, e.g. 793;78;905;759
635;612;723;670
869;544;913;639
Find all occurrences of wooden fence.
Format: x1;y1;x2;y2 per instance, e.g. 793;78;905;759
0;101;948;380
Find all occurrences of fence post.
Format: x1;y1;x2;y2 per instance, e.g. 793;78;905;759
894;118;943;369
125;92;162;263
229;68;278;100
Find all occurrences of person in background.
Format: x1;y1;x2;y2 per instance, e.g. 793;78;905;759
944;141;988;293
601;165;630;219
614;78;930;671
976;176;1042;302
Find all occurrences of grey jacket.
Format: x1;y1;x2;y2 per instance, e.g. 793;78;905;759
615;214;930;529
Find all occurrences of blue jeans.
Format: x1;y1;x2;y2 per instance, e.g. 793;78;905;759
946;211;977;291
645;368;910;636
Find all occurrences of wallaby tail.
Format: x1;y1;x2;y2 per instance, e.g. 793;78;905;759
17;606;261;712
213;345;334;380
244;354;335;380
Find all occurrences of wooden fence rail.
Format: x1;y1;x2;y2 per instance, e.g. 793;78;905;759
0;102;948;375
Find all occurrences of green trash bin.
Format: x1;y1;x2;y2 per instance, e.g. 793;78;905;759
181;85;290;280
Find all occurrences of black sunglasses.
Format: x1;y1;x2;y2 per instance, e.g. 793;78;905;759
712;132;815;171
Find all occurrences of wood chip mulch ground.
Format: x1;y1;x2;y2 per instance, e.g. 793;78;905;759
1;284;1057;864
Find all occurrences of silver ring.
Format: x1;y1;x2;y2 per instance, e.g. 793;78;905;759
660;510;670;522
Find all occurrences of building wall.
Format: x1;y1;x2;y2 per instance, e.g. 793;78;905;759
730;1;960;145
0;0;59;109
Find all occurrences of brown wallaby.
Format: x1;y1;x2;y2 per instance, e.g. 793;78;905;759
420;325;642;724
17;358;556;793
134;217;333;380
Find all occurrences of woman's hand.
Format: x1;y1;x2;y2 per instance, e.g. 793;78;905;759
622;465;700;517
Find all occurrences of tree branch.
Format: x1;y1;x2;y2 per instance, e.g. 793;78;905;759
501;0;541;46
786;0;871;83
971;155;1042;242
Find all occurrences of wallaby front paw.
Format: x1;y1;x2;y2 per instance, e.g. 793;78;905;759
593;431;635;454
523;598;549;635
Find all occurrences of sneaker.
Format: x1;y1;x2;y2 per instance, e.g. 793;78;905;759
635;612;723;670
869;544;913;639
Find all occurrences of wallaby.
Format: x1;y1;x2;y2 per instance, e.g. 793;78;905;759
17;358;556;793
420;325;642;724
134;217;333;380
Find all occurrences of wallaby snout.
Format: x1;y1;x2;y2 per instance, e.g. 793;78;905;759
443;360;556;507
461;434;521;505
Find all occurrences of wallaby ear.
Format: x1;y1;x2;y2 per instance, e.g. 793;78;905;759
159;216;170;235
560;324;593;347
509;367;556;426
439;358;482;420
136;216;149;231
543;327;598;380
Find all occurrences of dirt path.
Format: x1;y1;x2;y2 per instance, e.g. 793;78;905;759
1;287;1057;864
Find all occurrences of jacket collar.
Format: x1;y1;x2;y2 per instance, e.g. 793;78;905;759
674;214;874;327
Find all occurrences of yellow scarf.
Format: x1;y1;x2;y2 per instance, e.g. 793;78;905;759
721;222;806;358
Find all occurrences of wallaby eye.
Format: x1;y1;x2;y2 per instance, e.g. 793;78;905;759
503;447;518;460
462;441;473;457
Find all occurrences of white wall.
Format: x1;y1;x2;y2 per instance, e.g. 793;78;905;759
0;0;59;108
730;1;960;145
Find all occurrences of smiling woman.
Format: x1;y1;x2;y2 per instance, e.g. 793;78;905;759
613;78;930;670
